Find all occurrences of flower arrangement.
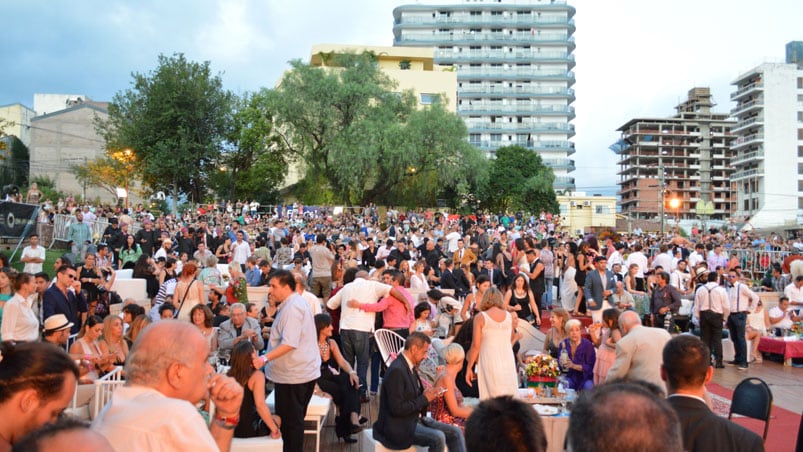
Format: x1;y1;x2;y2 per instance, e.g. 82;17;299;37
524;353;561;379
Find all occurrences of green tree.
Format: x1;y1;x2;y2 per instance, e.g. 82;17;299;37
0;136;29;188
211;91;287;204
97;53;234;214
482;145;558;213
269;52;482;206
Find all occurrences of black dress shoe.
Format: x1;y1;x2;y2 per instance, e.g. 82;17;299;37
714;363;725;369
726;360;738;365
359;416;369;425
340;435;358;444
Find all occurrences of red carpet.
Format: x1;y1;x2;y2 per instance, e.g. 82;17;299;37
707;383;799;452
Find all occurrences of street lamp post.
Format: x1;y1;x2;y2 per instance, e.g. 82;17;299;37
112;149;135;209
668;197;681;234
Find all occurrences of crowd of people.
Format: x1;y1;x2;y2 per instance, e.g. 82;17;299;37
1;200;799;451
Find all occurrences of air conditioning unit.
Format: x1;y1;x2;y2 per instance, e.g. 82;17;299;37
569;201;576;207
583;201;591;207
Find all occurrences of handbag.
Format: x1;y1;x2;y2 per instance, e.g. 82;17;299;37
174;279;195;318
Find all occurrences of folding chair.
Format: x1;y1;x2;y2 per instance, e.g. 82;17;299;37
374;328;406;367
729;377;773;441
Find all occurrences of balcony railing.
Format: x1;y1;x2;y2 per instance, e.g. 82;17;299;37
399;31;574;43
466;122;575;133
731;132;764;148
435;49;573;60
730;98;763;116
731;168;762;180
731;149;764;167
458;104;575;114
457;68;574;77
471;139;574;151
458;86;574;97
394;16;575;28
730;81;763;100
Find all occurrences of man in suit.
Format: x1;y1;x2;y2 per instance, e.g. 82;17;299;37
661;335;764;452
482;259;503;290
42;264;88;335
217;302;264;352
606;310;672;394
373;333;465;452
440;259;458;293
584;255;618;324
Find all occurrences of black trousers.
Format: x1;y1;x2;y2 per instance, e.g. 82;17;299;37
274;380;315;452
317;372;360;421
699;311;724;365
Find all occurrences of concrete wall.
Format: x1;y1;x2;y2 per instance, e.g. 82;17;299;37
0;103;36;147
29;104;118;203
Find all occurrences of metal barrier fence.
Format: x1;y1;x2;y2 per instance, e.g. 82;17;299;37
48;214;141;248
646;246;793;281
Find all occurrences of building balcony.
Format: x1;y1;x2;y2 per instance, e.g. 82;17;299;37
731;132;764;150
731;168;763;180
396;32;575;46
457;69;575;81
554;176;576;190
393;16;576;29
435;49;575;64
543;158;575;171
458;104;575;117
458;86;575;100
466;122;575;135
471;139;575;154
731;148;764;167
730;115;763;134
730;98;763;116
730;81;763;101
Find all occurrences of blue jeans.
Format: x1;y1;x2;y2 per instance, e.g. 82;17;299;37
340;329;371;395
415;417;466;452
727;312;748;366
543;277;554;308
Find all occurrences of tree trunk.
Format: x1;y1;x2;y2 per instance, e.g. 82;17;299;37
172;179;179;218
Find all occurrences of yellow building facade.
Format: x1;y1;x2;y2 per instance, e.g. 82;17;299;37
310;44;457;112
558;193;617;236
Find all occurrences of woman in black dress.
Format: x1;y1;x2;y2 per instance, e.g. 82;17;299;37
227;341;281;439
314;313;364;443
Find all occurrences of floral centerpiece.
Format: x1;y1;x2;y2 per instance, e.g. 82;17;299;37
524;353;560;388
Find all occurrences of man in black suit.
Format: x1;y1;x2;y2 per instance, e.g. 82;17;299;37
373;333;465;452
42;264;87;335
481;259;503;290
661;335;764;452
440;259;458;292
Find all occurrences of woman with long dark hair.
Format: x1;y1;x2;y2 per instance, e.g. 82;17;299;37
118;234;142;270
314;313;363;443
227;341;281;439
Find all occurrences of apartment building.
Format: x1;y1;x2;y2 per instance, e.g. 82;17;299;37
392;0;577;191
613;88;736;221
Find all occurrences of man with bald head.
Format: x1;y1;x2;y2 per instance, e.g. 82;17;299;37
605;310;672;393
327;267;409;399
92;321;244;452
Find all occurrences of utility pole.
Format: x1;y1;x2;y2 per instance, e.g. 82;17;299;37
659;164;665;238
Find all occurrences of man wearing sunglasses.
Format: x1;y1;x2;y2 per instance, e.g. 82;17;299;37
42;265;88;335
726;270;759;370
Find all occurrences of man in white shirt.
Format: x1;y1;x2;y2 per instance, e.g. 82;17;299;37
625;244;649;291
726;269;759;370
651;244;673;272
230;231;251;269
294;272;322;315
688;243;706;272
784;275;803;309
444;225;462;255
308;234;335;302
769;296;799;330
694;271;729;368
92;321;244;452
21;233;46;273
327;268;408;398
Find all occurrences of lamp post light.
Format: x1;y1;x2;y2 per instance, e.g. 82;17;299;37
668;197;681;234
112;148;135;209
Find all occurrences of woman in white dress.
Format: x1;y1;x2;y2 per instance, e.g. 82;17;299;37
465;287;519;400
560;252;578;312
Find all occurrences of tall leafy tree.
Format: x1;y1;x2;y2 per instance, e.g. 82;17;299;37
483;145;558;213
212;90;287;203
98;53;233;212
0;136;29;188
269;52;483;207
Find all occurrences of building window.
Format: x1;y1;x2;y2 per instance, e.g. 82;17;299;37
799;146;803;157
799;180;803;192
420;94;439;105
800;198;803;209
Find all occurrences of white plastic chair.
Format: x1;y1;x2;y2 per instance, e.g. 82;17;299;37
92;366;125;419
374;329;406;367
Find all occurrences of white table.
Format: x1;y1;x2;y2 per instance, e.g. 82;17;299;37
266;391;330;452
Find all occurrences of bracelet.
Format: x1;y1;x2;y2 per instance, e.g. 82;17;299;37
213;414;240;429
261;355;269;365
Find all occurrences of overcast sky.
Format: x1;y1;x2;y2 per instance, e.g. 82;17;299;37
2;0;800;195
